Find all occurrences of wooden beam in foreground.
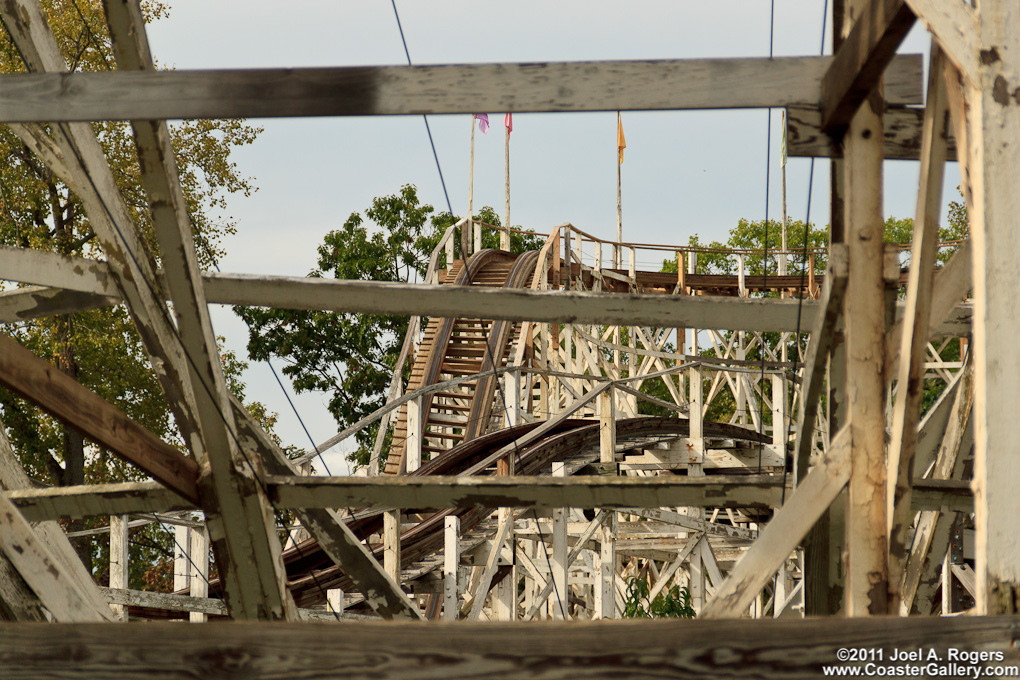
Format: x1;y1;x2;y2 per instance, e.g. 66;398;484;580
3;616;1019;678
821;0;915;132
0;249;974;337
0;54;920;123
105;0;294;623
6;476;973;521
886;44;952;612
786;105;958;161
0;334;200;504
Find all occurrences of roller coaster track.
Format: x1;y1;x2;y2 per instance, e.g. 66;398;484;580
179;248;778;618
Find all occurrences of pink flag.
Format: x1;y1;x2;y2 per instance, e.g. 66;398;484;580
474;113;489;133
505;112;513;133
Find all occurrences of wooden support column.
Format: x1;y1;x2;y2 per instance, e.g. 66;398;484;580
599;386;616;464
594;511;617;620
886;44;951;611
444;516;460;621
173;525;191;593
550;462;568;620
969;0;1020;617
109;515;129;621
842;0;889;617
384;510;402;587
189;526;209;624
405;396;422;472
327;589;345;616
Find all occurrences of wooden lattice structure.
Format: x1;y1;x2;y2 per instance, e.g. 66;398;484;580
0;0;1018;676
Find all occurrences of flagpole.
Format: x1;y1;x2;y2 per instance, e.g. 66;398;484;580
466;115;475;258
503;115;511;251
615;112;623;270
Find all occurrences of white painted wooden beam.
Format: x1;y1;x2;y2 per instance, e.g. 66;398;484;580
0;55;920;123
104;0;296;622
886;44;952;612
903;0;979;86
6;475;970;521
970;0;1020;617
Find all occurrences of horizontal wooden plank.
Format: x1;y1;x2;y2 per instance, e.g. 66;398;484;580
0;55;921;122
0;335;200;505
786;105;958;161
0;616;1018;678
6;476;972;521
269;475;785;511
6;482;191;522
99;587;376;621
0;251;972;337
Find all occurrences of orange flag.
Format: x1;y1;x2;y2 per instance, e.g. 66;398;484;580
617;113;626;164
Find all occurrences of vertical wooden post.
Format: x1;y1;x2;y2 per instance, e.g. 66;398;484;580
550;462;568;620
971;0;1020;617
737;253;747;297
406;396;422;472
804;2;848;616
384;510;402;587
627;247;638;414
466;116;475;258
687;366;706;614
173;524;190;594
109;514;129;620
189;526;209;623
327;589;344;616
595;511;617;620
842;0;887;617
503;369;521;429
736;332;748;426
687;252;698;355
599;386;616;465
444;515;460;621
772;373;787;455
502;117;511;251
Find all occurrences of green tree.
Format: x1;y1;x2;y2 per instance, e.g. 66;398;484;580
237;185;541;467
0;0;262;582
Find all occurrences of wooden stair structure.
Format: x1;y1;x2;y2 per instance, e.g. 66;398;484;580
384;249;540;475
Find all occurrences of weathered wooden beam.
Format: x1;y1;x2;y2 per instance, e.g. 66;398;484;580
3;616;1020;678
702;427;851;618
786;104;958;161
104;0;295;622
0;334;200;504
903;0;979;86
6;482;191;522
970;0;1020;617
843;0;889;614
0;251;975;337
793;245;849;481
0;491;109;622
0;54;920;123
886;44;952;612
0;425;104;621
4;475;972;522
230;400;423;621
821;0;916;132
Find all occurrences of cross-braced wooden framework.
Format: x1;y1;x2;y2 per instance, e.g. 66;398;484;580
0;0;1017;676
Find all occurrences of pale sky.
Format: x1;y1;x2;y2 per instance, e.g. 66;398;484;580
144;1;957;473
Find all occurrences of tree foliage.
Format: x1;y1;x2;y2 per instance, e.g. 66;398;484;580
237;185;542;467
